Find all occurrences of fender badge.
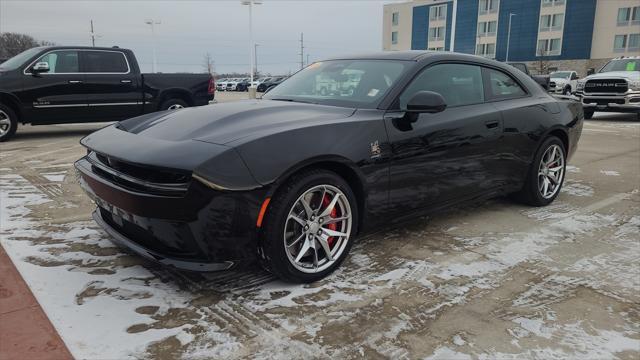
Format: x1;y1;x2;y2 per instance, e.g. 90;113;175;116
370;140;382;159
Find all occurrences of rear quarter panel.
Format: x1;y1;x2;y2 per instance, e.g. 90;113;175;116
142;73;211;110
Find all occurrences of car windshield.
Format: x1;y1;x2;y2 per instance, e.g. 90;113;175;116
0;47;43;71
600;59;640;72
550;71;571;79
263;59;409;108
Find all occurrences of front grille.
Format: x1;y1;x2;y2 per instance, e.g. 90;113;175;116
89;152;190;196
549;82;556;88
584;79;628;94
583;98;625;105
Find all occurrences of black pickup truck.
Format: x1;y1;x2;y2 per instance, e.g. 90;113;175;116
0;46;214;141
508;62;550;91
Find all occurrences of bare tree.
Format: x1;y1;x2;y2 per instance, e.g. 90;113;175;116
0;32;55;58
203;53;214;75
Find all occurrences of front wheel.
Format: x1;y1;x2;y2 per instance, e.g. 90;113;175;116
563;86;572;95
259;169;358;283
0;104;18;142
515;136;566;206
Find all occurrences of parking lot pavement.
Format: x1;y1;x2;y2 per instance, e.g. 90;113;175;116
1;107;639;359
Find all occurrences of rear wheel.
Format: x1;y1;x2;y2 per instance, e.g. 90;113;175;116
160;98;188;111
259;169;358;283
515;136;566;206
584;110;594;119
0;104;18;142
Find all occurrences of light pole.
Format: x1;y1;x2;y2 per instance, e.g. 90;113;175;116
242;1;262;98
145;19;161;73
254;43;259;77
505;13;516;62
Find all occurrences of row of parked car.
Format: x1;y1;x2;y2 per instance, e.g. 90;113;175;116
216;76;289;93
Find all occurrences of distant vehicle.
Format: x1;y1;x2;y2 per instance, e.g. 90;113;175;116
257;76;287;92
252;77;271;88
76;51;583;282
226;78;242;91
508;62;550;90
575;56;640;120
235;78;251;92
216;78;229;91
549;71;579;95
0;46;214;142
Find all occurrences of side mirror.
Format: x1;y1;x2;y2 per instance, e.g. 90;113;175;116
406;91;447;113
31;62;50;73
586;68;595;76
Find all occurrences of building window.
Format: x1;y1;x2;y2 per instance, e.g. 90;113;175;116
392;12;399;26
620;7;640;26
537;38;561;56
479;0;499;15
478;21;497;37
429;4;447;21
542;0;564;7
540;14;563;31
614;35;627;52
629;34;640;51
475;43;496;58
429;26;445;41
391;31;398;44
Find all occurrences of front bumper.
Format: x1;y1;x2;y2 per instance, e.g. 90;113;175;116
576;90;640;113
75;156;266;272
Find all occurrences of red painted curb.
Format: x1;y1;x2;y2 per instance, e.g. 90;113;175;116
0;245;73;360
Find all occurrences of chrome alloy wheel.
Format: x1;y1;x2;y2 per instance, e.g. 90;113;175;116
538;144;565;199
0;110;11;137
284;184;353;273
168;104;184;110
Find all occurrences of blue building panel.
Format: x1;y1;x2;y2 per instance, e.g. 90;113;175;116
411;5;429;50
445;1;453;51
453;0;479;54
559;0;596;60
495;0;541;62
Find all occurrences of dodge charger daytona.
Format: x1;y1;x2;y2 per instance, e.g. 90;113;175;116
75;51;584;282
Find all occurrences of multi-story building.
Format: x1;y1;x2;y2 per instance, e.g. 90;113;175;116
382;0;640;76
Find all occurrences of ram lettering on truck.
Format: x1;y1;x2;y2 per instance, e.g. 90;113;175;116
0;46;215;141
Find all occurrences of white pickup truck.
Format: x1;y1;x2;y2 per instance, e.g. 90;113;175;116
575;57;640;120
548;71;579;95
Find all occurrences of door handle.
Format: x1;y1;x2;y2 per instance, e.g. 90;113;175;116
120;79;132;83
68;80;83;84
485;120;499;129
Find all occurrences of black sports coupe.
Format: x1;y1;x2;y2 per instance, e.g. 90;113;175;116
75;51;583;282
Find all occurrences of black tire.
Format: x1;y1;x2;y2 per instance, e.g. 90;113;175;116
0;103;18;142
159;98;188;111
259;169;359;283
515;136;566;207
584;110;594;119
563;86;571;95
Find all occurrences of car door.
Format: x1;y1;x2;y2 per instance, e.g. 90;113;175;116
484;67;556;189
81;50;142;121
384;63;504;214
19;49;89;124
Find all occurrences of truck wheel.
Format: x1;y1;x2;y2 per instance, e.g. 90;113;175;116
563;86;571;95
160;98;188;111
584;110;594;120
0;104;18;142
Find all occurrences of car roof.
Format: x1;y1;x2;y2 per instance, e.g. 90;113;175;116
324;51;436;61
38;46;132;52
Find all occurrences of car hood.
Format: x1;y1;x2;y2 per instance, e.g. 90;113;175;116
585;71;640;81
118;100;356;145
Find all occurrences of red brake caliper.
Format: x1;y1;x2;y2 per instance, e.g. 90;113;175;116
321;194;339;247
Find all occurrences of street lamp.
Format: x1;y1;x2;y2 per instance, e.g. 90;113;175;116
505;13;516;62
242;0;262;98
144;19;161;73
254;43;259;76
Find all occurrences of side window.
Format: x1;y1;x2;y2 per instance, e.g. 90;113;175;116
83;51;129;73
399;63;484;109
486;68;527;99
35;51;79;73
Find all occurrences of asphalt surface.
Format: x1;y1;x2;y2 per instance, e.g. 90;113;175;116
1;93;639;359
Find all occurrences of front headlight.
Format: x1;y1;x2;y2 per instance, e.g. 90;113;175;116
577;80;585;91
628;80;640;91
